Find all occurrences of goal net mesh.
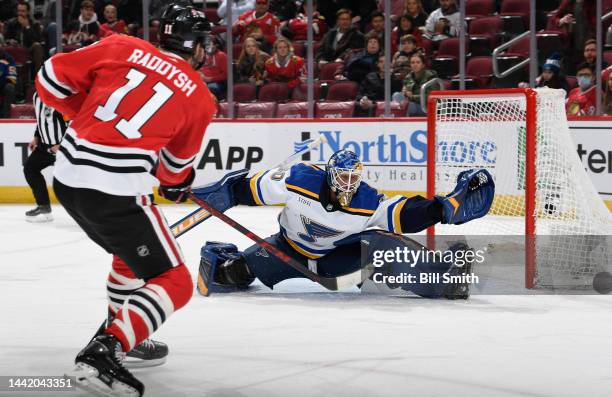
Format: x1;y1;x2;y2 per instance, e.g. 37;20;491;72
431;88;612;288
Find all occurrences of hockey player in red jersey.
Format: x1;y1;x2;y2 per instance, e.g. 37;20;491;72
34;3;215;396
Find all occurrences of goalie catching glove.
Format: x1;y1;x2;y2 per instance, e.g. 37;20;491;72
435;169;495;225
191;169;249;212
158;168;196;203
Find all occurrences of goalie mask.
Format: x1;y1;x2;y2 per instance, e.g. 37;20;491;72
326;150;363;207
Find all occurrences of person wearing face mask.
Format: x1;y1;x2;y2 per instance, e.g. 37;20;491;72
566;62;597;116
199;36;228;99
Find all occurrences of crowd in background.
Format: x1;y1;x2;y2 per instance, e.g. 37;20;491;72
1;0;612;118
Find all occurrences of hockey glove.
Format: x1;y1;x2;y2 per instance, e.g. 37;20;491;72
158;168;196;203
191;169;249;212
434;169;495;225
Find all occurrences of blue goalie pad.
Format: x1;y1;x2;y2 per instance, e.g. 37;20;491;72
435;168;495;225
197;241;248;296
191;169;249;213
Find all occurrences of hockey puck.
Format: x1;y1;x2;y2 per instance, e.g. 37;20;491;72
592;272;612;294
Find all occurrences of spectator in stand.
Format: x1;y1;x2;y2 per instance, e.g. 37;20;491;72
535;53;569;95
4;0;44;73
393;34;422;64
423;0;461;42
336;32;382;82
566;63;597;116
264;36;304;89
0;38;17;118
391;15;423;49
64;0;100;47
404;0;429;29
582;39;609;71
269;0;297;22
367;11;386;45
236;36;270;85
603;69;612;115
355;55;403;117
233;0;280;46
98;4;127;38
402;52;437;116
217;0;255;25
345;0;378;32
281;0;327;42
199;37;228;100
392;53;412;83
549;0;596;74
245;23;273;54
316;8;364;68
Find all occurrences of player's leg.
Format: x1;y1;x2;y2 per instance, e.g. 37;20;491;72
105;256;169;368
198;233;309;294
55;180;192;396
23;146;55;222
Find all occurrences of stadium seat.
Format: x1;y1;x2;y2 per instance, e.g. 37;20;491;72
469;16;503;56
292;82;322;101
258;82;290;102
212;25;227;35
604;51;612;67
315;101;356;118
432;38;462;78
466;0;497;17
325;81;359;101
4;45;29;65
566;76;577;91
10;103;35;119
318;62;343;81
236;102;276;118
216;102;231;118
500;0;529;35
233;83;257;102
374;101;408;118
277;102;309;118
452;56;493;89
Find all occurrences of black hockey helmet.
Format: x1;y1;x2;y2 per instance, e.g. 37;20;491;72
158;2;212;56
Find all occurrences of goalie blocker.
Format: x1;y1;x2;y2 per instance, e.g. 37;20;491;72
192;150;493;298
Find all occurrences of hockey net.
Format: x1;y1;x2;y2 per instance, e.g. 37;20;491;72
427;88;612;288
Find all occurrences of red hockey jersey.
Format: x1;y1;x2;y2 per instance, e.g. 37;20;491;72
264;55;304;88
566;86;597;116
35;34;215;196
235;10;280;44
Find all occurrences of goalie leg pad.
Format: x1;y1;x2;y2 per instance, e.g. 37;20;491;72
198;241;254;296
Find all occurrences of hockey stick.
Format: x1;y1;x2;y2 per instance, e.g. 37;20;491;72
188;193;375;291
170;135;327;238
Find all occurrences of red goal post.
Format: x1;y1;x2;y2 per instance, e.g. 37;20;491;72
425;88;612;289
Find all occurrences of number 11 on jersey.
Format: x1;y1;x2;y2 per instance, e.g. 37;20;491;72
94;68;174;139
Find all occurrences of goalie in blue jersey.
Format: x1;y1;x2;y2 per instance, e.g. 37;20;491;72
192;149;494;299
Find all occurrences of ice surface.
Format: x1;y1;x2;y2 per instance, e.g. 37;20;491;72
1;204;611;397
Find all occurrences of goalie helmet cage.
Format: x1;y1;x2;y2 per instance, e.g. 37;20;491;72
426;88;612;289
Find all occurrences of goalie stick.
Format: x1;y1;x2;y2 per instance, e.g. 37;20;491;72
188;193;376;291
170;135;327;238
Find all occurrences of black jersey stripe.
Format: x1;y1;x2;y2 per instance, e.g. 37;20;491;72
59;146;150;173
128;299;159;331
132;290;167;323
40;64;73;97
63;133;156;166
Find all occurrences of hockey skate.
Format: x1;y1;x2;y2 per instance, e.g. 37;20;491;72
443;243;474;300
124;338;168;368
68;334;144;397
25;205;53;222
